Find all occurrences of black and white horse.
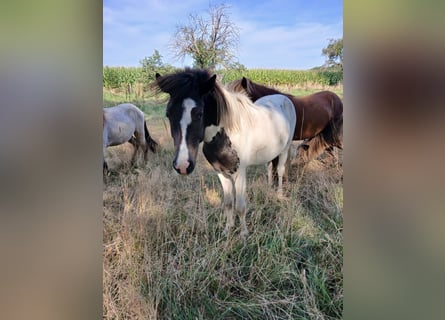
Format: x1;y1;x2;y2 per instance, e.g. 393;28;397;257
153;68;296;238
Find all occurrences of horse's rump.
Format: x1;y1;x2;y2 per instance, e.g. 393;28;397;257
318;92;343;149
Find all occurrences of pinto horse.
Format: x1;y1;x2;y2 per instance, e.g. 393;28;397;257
103;103;158;174
228;77;343;163
153;68;296;238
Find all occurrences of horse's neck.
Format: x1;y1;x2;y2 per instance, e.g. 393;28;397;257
203;99;220;143
203;102;218;125
254;86;280;99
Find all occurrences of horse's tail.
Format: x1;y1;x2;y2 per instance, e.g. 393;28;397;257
297;94;343;163
297;134;329;163
320;93;343;150
144;121;159;153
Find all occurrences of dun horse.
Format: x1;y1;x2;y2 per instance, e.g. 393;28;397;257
228;77;343;163
153;68;296;238
103;103;158;174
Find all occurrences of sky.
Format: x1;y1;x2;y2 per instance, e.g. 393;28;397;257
103;0;343;70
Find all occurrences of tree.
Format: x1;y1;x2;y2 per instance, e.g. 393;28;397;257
140;50;163;70
140;50;175;82
169;4;240;70
322;38;343;70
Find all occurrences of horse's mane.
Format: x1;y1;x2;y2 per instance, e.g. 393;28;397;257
213;81;258;132
151;68;211;99
154;68;258;132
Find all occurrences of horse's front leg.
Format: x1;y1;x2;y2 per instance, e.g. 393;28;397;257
217;173;234;235
234;170;248;239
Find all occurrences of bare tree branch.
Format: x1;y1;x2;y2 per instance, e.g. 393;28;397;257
168;4;240;69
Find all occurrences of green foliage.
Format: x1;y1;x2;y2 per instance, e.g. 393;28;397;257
103;50;176;89
103;66;143;89
140;50;176;83
322;38;343;70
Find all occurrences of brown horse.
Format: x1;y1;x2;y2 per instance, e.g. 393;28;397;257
228;77;343;163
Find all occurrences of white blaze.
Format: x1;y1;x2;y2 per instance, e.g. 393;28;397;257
176;98;195;169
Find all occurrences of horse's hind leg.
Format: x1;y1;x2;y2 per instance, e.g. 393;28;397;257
130;142;139;166
103;141;109;177
136;130;149;163
130;131;145;165
142;142;149;161
267;161;273;187
276;147;291;198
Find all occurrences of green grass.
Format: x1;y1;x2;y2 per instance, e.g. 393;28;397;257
103;86;343;319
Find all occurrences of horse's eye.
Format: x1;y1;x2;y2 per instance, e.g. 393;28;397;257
195;111;203;120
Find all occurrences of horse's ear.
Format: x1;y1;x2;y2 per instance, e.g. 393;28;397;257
241;77;248;89
200;74;217;94
155;73;161;79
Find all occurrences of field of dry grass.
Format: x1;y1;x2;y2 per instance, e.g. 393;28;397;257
103;87;343;319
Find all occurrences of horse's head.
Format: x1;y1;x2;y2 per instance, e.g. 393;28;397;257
228;77;253;98
230;77;280;102
154;69;217;175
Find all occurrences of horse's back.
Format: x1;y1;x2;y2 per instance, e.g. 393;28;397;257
103;103;144;147
105;103;144;118
255;94;297;131
303;91;342;115
236;94;296;164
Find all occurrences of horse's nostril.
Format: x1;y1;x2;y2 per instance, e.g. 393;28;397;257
186;161;195;174
173;160;190;175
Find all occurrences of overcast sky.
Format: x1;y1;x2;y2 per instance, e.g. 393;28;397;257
103;0;343;69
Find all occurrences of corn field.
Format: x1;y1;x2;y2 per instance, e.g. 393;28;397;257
103;67;343;89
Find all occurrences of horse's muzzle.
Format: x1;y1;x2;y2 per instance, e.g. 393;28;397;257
173;160;195;175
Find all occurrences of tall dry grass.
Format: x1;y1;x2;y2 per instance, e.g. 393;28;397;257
103;92;343;319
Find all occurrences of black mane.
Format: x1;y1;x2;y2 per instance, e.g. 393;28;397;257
154;68;231;127
153;68;213;99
